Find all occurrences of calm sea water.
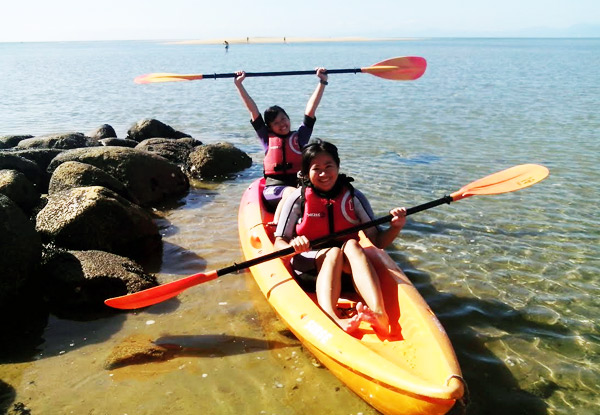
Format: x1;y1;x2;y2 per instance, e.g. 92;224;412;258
1;38;599;415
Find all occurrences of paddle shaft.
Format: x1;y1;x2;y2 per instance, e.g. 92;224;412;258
105;163;549;309
202;68;363;80
215;195;453;278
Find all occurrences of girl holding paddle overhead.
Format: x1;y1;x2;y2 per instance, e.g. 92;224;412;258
234;68;328;223
274;139;407;334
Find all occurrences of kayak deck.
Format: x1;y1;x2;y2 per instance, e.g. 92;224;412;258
238;178;464;415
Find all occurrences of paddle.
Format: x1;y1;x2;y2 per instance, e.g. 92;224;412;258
133;56;427;84
104;163;549;310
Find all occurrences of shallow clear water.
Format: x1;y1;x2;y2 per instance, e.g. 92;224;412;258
1;38;599;414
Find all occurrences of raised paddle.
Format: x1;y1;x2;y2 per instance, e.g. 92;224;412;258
104;163;549;310
133;56;427;84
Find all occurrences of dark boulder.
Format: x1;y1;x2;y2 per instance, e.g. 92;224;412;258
36;186;160;259
9;148;64;192
0;169;40;213
135;137;201;164
127;119;191;142
99;138;138;148
41;249;158;311
11;148;64;173
0;194;42;307
48;161;136;203
187;142;252;179
0;135;33;149
0;153;44;188
87;124;117;140
48;146;189;206
17;132;99;150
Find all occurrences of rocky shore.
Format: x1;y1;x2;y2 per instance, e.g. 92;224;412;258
0;119;252;357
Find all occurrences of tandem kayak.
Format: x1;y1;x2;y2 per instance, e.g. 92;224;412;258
238;178;465;415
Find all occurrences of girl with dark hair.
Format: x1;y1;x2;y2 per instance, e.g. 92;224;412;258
234;68;328;222
274;139;407;334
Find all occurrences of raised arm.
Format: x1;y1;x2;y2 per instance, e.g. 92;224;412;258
234;71;261;121
305;68;328;118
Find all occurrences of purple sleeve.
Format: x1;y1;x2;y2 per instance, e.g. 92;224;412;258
251;115;269;152
296;115;316;148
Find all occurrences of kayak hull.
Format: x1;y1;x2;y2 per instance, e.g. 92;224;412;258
238;178;464;415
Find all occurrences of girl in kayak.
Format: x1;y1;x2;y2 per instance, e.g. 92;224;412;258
234;68;328;223
273;139;407;334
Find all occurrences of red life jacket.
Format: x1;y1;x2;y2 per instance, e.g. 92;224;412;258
295;183;361;243
263;132;303;177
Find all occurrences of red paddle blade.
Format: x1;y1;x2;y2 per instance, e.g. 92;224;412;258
362;56;427;80
134;73;205;84
451;164;550;201
104;271;218;309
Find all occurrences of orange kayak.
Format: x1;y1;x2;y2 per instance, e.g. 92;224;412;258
238;178;465;415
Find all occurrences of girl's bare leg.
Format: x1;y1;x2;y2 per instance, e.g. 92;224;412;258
341;240;389;333
315;247;361;333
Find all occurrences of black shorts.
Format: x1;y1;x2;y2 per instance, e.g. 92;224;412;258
291;250;355;293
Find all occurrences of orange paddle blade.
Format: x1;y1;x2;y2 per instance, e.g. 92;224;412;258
104;271;218;309
361;56;427;80
450;164;549;201
134;73;205;84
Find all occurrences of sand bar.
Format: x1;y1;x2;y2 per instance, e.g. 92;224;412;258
166;36;419;45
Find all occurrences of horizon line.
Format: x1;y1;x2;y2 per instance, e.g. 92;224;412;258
2;35;599;44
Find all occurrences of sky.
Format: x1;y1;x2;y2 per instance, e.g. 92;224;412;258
2;0;599;42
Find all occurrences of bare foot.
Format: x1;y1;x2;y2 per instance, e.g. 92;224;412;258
338;314;362;334
356;302;389;334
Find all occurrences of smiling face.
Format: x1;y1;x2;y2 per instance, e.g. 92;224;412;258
268;111;291;136
308;151;339;192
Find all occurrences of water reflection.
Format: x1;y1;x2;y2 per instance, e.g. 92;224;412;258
390;248;563;415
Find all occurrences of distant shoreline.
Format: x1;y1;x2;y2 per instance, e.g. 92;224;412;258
165;36;421;45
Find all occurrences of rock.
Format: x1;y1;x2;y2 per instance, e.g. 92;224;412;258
187;142;252;179
36;186;160;258
127;119;191;142
99;137;138;148
0;194;42;307
178;137;203;147
48;146;189;206
104;334;170;369
87;124;117;140
41;249;158;311
0;379;15;413
9;148;65;193
8;402;32;415
0;153;44;188
0;169;40;213
17;132;99;150
0;135;33;149
48;161;136;203
11;148;64;174
135;137;200;164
